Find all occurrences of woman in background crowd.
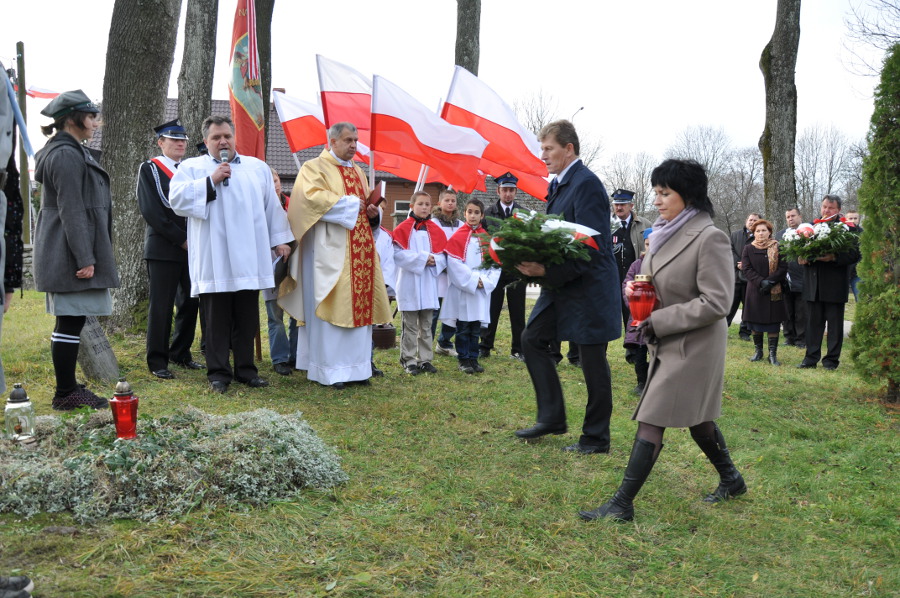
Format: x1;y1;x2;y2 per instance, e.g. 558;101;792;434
741;219;788;366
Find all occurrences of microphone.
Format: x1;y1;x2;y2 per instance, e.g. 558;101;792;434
219;149;230;186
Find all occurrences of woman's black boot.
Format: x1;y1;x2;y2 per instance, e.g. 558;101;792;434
768;336;781;366
579;438;660;522
692;424;747;503
749;333;763;362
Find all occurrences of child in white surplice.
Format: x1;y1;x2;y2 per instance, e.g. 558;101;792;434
440;198;500;374
392;191;447;375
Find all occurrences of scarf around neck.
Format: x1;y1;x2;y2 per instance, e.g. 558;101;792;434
648;207;699;255
751;237;783;300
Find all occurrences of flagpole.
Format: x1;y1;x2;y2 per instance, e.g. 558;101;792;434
415;165;429;192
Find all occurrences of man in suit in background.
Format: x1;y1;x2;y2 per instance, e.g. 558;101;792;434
136;119;202;379
480;172;527;361
727;212;759;341
514;120;621;455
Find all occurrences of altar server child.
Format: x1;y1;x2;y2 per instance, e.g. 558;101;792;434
393;191;447;375
440;198;500;374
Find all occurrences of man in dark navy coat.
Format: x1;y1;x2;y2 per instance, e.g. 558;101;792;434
514;120;622;454
136;119;202;379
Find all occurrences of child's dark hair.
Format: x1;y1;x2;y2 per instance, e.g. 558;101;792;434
466;198;485;212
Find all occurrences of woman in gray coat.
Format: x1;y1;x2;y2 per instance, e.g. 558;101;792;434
33;90;118;410
580;159;746;522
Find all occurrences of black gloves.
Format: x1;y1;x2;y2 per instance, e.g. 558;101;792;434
759;280;774;295
635;318;658;345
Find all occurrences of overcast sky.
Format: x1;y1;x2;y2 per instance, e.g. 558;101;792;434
2;0;884;167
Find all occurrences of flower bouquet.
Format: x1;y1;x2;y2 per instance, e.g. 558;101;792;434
479;209;598;285
779;219;858;261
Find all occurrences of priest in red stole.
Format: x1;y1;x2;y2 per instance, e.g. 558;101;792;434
279;122;391;388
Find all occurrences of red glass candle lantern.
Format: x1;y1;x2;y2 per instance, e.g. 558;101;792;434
630;274;658;327
109;378;138;440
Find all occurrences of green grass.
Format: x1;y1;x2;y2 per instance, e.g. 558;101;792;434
1;290;897;597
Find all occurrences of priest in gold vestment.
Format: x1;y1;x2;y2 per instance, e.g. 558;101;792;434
279;122;391;388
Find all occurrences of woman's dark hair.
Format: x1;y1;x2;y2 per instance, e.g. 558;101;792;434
650;158;715;216
40;111;93;138
466;198;485;212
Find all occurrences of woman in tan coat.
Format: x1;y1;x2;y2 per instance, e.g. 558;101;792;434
580;159;746;522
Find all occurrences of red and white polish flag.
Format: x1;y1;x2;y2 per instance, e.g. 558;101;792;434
26;86;60;99
272;91;326;153
441;66;549;199
316;54;373;147
372;75;488;193
315;56;454;186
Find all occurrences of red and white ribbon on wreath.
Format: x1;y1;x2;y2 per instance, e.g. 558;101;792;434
488;215;601;265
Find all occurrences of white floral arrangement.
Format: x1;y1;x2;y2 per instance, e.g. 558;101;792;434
780;219;858;261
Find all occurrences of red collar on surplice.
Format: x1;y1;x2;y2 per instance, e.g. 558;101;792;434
444;224;487;261
392;217;447;252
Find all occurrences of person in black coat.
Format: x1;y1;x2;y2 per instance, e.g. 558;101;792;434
727;213;759;340
479;172;527;360
136;119;202;379
514;120;621;454
797;195;860;370
740;219;788;365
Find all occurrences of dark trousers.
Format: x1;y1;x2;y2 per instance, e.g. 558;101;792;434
454;320;481;361
521;303;612;448
199;290;259;383
146;259;199;371
804;300;845;368
480;275;526;355
782;290;807;345
726;280;750;336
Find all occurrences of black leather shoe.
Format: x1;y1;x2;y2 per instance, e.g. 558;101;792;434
479;348;491;358
273;362;293;376
330;382;346;390
568;359;582;368
173;360;204;370
797;362;817;369
371;362;385;377
564;443;609;455
515;422;567;439
241;377;269;388
153;369;175;379
823;363;838;370
209;380;229;394
510;352;525;362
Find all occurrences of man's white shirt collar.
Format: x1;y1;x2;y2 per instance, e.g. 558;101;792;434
330;149;354;167
555;158;581;186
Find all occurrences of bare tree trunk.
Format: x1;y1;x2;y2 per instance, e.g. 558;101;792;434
177;0;218;156
759;0;801;218
256;0;275;149
455;0;481;75
102;0;182;328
